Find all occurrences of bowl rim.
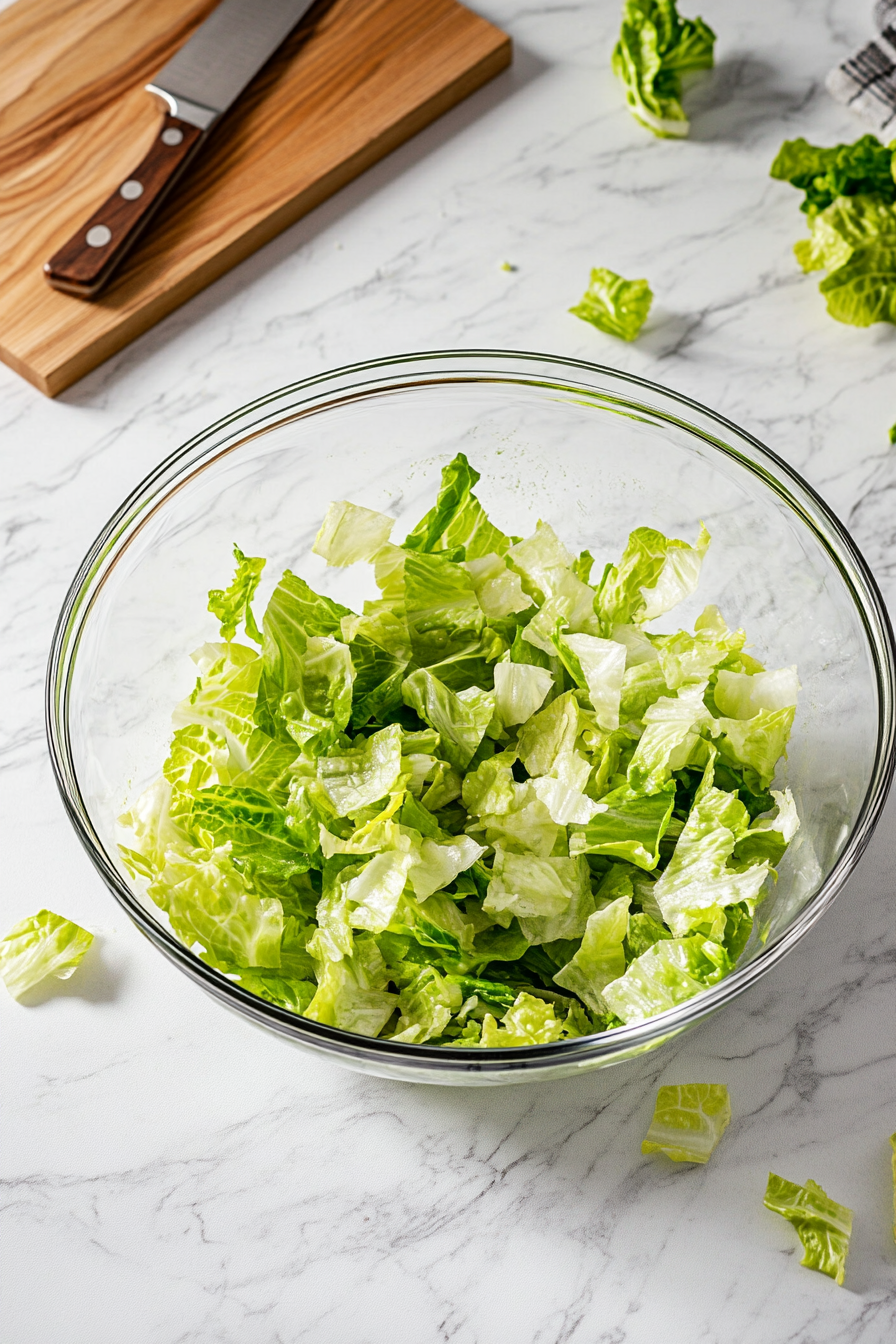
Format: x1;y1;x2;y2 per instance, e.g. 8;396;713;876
45;349;896;1073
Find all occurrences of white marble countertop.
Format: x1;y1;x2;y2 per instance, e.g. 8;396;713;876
2;1;895;1339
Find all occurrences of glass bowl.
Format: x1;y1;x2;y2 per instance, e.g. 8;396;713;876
47;351;896;1085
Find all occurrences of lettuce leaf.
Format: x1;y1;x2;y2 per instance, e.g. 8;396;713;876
313;500;395;566
317;723;403;816
0;910;94;1000
641;1082;731;1163
595;524;709;633
402;669;494;771
480;991;564;1045
570;267;653;340
553;892;630;1012
764;1173;853;1285
569;785;675;870
612;0;715;139
602;933;730;1023
404;453;510;559
493;660;554;726
207;544;265;643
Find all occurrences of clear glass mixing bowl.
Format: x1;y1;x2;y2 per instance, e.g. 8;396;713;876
47;352;896;1085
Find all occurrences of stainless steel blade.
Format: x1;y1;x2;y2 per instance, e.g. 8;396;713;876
147;0;317;129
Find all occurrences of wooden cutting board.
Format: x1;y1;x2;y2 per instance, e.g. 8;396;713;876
0;0;511;396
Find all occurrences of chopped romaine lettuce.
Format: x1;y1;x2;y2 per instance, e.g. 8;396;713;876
641;1082;731;1162
0;910;94;1000
612;0;715;139
570;267;653;341
763;1173;853;1285
118;453;799;1046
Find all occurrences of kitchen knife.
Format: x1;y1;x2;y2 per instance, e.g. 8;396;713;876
44;0;318;299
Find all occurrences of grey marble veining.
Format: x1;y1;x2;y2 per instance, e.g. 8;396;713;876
1;1;895;1339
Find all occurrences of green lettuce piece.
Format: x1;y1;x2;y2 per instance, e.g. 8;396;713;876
403;550;484;666
187;785;313;877
163;724;232;793
713;665;800;719
569;785;675;870
612;0;715;139
317;723;404;816
553;631;627;731
391;966;462;1042
402;669;494;771
516;690;579;776
346;849;415;932
480;991;564;1046
657;607;745;689
553;892;630;1012
794;195;896;275
627;683;709;794
408;834;486;899
404;453;510;559
715;706;795;791
149;841;284;969
485;851;591;924
278;637;355;753
531;748;604;826
305;935;398;1036
570;267;653;340
653;783;770;936
595;524;710;633
464;553;532;617
255;570;352;743
509;522;576;602
641;1082;731;1162
493;660;554;726
0;910;94;1001
817;243;896;327
478;785;561;859
226;969;316;1014
207;544;265;643
602;933;730;1023
764;1173;853;1285
461;750;517;817
313;500;395;566
770;135;896;217
173;643;263;771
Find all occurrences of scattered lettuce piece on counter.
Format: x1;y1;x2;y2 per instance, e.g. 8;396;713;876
889;423;896;446
0;909;94;1001
612;0;715;139
763;1173;853;1285
641;1082;731;1162
118;453;800;1047
770;135;896;327
570;268;653;341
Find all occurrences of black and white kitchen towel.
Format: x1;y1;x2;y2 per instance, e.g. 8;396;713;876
827;1;896;134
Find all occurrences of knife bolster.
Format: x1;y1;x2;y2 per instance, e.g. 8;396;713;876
43;115;205;299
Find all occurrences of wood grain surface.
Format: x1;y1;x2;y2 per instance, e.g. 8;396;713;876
0;0;511;396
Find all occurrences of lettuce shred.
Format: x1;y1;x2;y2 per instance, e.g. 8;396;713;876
118;453;800;1047
612;0;715;139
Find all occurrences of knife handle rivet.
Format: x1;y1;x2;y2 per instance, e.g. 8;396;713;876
161;128;184;147
120;179;144;201
86;225;112;248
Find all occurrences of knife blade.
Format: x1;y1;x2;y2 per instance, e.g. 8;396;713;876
44;0;318;299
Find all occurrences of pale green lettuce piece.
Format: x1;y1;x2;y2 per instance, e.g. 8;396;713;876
653;780;769;936
570;268;653;340
764;1173;853;1285
413;892;497;955
509;522;575;600
493;661;554;726
149;841;283;968
464;553;532;617
554;632;627;731
480;992;564;1046
372;543;407;608
173;642;263;772
0;910;94;1001
641;1083;731;1163
714;666;800;719
596;524;710;632
516;690;579;776
485;851;589;922
602;933;730;1023
461;750;517;817
163;724;232;793
278;637;354;753
657;607;745;689
313;500;395;566
346;847;415;931
521;569;601;653
532;749;603;825
391;966;463;1042
554;893;631;1012
612;0;715;139
568;786;674;870
305;937;398;1036
715;707;796;790
207;544;265;643
407;834;486;899
119;777;186;880
516;854;595;945
307;866;355;963
404;452;510;560
478;784;560;859
402;669;494;771
627;682;710;794
403;550;484;666
317;723;403;816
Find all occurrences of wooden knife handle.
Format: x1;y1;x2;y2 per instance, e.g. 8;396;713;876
44;114;205;299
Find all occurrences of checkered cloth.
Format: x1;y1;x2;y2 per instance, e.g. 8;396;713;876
826;2;896;133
